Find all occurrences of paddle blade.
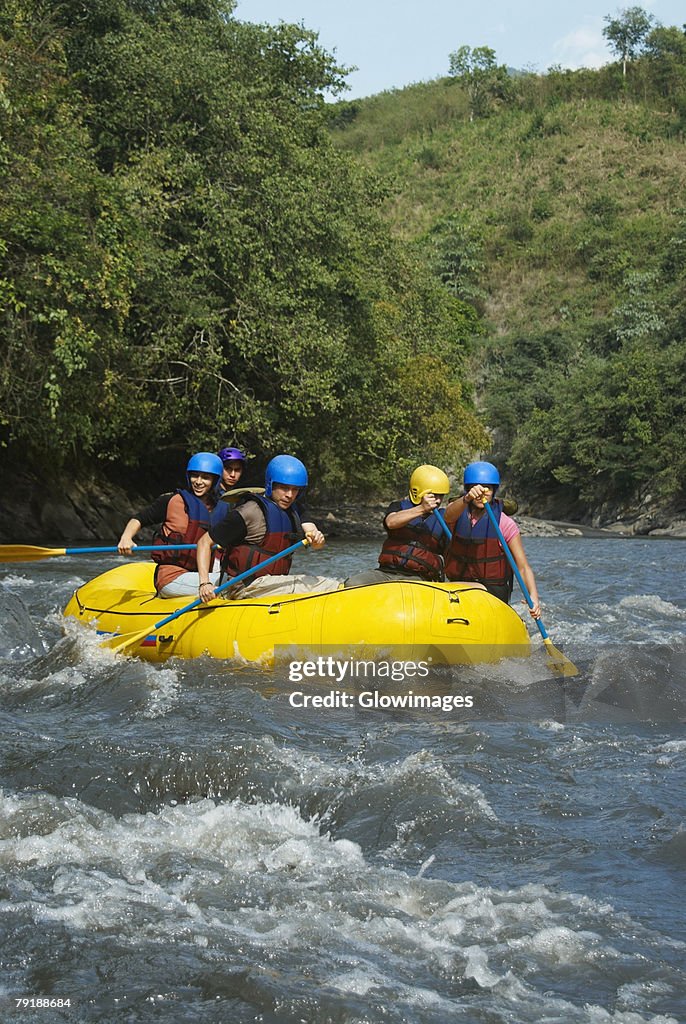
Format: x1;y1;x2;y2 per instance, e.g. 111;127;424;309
100;627;153;654
221;486;265;504
543;638;579;677
0;544;67;563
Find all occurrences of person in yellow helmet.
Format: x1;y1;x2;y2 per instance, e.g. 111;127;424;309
344;465;451;588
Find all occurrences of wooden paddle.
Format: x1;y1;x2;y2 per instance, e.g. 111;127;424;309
102;538;311;654
480;499;578;677
0;543;199;564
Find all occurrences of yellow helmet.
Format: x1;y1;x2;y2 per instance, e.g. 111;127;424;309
408;465;450;505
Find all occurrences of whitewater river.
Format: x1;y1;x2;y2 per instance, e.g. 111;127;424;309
1;536;685;1023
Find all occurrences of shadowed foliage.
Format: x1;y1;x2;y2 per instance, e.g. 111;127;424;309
0;0;486;495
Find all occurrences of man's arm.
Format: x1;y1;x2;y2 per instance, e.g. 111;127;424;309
198;512;248;603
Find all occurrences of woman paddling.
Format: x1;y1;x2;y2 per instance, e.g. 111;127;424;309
442;461;541;618
117;451;223;598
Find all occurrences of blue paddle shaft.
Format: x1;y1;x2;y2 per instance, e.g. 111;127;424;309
65;544;198;555
434;507;453;541
143;538;310;634
481;501;549;641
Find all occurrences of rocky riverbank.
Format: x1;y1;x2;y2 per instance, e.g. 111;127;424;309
0;476;148;545
307;505;621;540
2;474;686;544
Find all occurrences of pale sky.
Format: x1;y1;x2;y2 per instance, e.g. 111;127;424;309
232;0;685;98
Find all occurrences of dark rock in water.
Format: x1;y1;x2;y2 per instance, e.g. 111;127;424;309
0;471;149;543
40;499;88;539
307;505;616;540
0;591;46;659
306;504;388;538
650;519;686;539
591;494;686;538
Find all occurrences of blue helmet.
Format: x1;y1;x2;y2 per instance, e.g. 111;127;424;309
186;451;223;486
264;455;308;498
463;461;500;488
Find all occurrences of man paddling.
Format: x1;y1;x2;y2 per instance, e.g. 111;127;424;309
196;454;338;602
344;464;451;587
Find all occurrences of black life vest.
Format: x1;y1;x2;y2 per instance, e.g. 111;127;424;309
151;489;211;571
377;499;446;581
444;499;513;600
221;495;301;579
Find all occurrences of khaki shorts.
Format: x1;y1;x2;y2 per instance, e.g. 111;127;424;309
228;574;341;600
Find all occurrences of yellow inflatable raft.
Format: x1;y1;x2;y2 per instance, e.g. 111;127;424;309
63;562;531;665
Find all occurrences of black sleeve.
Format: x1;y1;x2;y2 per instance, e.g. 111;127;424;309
132;492;172;528
294;500;308;521
382;500;404;531
209;510;248;548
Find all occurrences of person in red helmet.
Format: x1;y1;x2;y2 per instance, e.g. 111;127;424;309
117;452;223;598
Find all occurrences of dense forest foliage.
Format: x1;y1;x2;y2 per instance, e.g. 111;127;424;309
0;0;485;495
3;1;686;514
331;18;686;515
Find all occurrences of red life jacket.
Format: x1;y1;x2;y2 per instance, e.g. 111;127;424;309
378;499;446;581
221;495;301;580
151;489;211;572
444;500;513;596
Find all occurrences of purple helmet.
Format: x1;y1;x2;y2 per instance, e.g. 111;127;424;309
218;447;246;464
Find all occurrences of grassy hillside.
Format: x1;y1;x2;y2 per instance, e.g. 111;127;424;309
335;84;684;329
331;67;686;516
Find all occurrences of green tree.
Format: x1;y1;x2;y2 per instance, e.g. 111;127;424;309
603;6;655;77
612;271;665;343
0;0;146;462
332;37;686;511
644;24;686;102
447;45;510;120
1;0;485;494
423;215;486;306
